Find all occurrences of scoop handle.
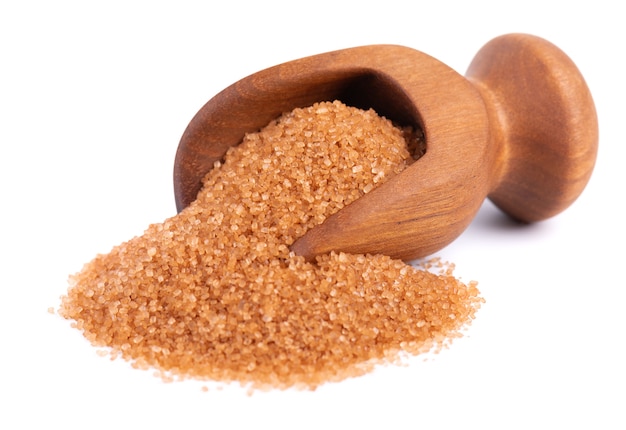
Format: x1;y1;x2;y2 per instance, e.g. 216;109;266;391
466;33;598;222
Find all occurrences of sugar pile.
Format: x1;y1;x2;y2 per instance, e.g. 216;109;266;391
59;100;482;390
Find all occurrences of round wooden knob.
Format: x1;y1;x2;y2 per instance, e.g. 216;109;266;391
466;33;598;222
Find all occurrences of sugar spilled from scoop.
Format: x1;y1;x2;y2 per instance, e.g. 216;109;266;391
59;100;482;391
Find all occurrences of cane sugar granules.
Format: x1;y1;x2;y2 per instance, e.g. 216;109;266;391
59;100;482;390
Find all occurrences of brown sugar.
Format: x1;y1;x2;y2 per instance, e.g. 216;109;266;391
59;100;482;390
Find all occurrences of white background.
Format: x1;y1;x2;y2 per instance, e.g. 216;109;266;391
2;1;624;429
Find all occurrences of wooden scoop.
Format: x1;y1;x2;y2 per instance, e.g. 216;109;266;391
173;33;598;262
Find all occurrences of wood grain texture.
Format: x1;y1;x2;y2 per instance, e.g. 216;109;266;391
174;34;598;261
466;34;598;222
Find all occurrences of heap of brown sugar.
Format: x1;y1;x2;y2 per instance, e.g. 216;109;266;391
59;100;482;390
